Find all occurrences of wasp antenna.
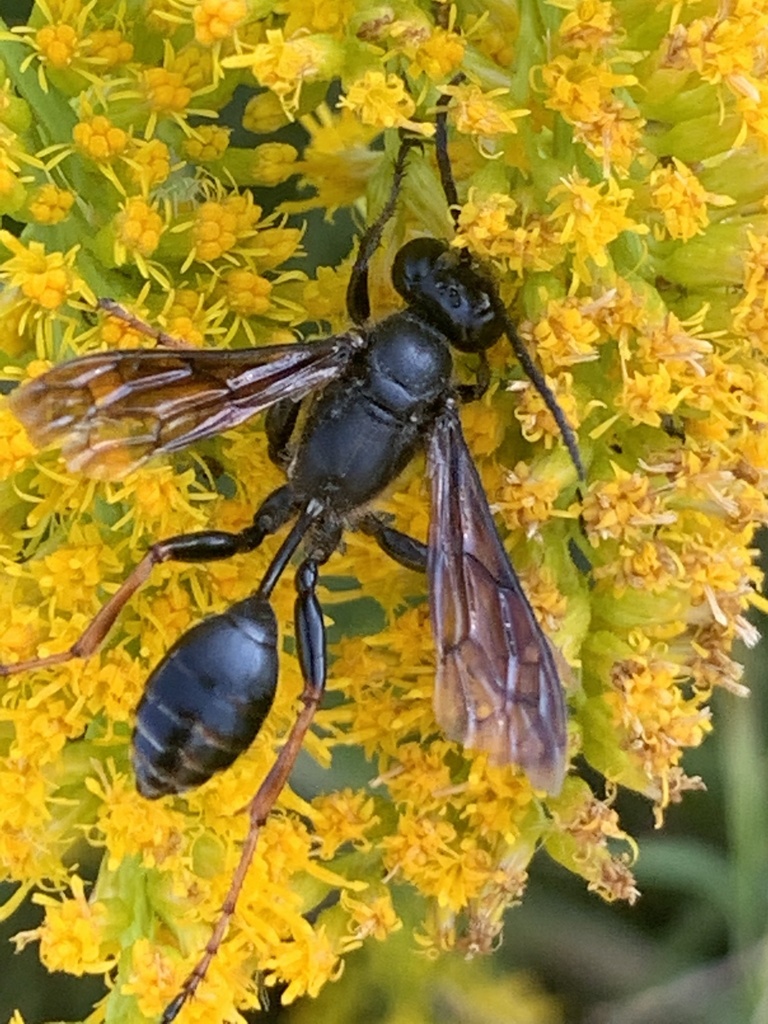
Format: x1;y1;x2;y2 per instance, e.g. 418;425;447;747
502;313;585;481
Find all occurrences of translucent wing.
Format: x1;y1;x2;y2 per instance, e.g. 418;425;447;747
10;333;361;479
427;406;568;794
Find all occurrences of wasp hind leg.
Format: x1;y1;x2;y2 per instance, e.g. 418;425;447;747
161;553;330;1023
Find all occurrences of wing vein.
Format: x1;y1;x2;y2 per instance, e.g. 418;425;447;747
427;405;568;794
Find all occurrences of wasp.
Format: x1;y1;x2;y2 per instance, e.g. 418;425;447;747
2;92;582;1022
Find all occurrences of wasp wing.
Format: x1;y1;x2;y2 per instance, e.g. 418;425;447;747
427;406;567;794
10;333;361;479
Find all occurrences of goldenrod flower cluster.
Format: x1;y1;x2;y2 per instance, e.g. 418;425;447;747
0;1;766;1022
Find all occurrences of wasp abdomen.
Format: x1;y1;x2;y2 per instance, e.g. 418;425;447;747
132;595;279;799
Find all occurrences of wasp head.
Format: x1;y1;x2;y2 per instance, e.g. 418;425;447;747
392;237;505;353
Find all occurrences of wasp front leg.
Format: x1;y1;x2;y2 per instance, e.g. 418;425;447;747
346;132;424;325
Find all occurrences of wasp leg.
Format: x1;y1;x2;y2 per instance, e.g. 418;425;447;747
265;398;301;469
293;558;327;687
455;352;491;404
358;512;428;572
434;73;465;228
431;81;585;479
346;133;423;326
0;485;300;677
97;299;194;348
162;555;329;1024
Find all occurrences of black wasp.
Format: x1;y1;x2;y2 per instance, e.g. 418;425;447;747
3;89;582;1022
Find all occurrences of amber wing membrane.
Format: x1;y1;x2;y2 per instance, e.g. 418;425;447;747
427;407;567;794
10;335;359;479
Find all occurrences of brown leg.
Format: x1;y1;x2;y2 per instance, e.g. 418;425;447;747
98;298;193;348
161;557;328;1022
0;549;157;676
0;492;296;677
161;681;324;1023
